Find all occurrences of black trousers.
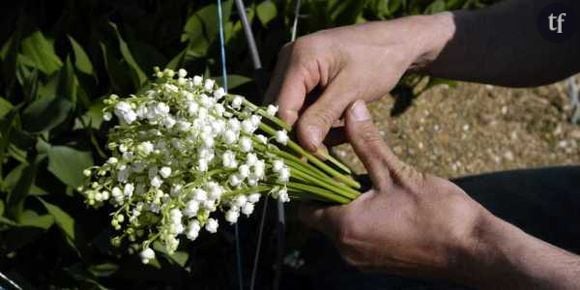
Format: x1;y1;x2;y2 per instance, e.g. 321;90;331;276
287;166;580;290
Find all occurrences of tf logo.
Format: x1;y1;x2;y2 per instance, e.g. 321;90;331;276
537;2;576;43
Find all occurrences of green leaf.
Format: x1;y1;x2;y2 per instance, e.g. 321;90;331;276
22;97;73;133
6;154;43;220
89;263;119;277
20;31;62;75
110;23;147;87
74;101;104;130
182;1;233;57
0;199;4;216
0;97;13;118
214;74;252;90
100;42;133;93
2;163;26;192
67;36;94;75
19;210;54;230
39;198;75;242
257;1;277;26
152;242;189;267
425;0;447;14
57;57;80;105
47;146;93;188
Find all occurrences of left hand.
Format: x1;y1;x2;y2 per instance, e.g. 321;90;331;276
299;100;490;279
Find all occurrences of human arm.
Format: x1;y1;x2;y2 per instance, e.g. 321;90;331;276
424;0;580;87
267;0;580;152
300;100;580;289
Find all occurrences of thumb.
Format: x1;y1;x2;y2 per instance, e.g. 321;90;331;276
345;100;396;189
298;203;344;239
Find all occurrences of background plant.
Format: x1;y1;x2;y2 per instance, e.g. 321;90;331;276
0;0;498;288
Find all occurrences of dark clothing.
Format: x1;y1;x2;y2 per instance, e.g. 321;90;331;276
284;166;580;290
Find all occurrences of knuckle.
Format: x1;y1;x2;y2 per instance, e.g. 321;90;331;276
300;107;337;129
358;123;385;147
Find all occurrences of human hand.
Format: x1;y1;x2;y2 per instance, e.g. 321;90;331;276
266;13;454;152
299;100;489;279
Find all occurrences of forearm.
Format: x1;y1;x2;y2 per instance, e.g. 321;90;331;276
415;0;580;87
455;212;580;289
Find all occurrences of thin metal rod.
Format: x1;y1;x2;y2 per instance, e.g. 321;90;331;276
216;1;242;289
234;0;262;70
0;271;22;290
249;195;269;290
290;0;301;41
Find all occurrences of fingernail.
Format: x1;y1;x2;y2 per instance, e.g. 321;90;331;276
350;100;370;121
305;126;321;151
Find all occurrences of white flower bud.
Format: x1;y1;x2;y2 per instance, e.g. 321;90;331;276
274;188;290;203
253;160;265;178
275;130;289;145
124;183;134;197
239;137;253;152
186;220;201;240
198;158;208;172
241;119;255;134
154;102;170;115
207;182;223;199
246;153;258;166
150;176;163;188
114;101;137;124
248;193;261;203
225;209;240;224
229;174;242;187
231;96;243;109
184;200;199;217
162;116;176;128
256;134;268;144
241;203;255;216
204;79;215;91
272;160;284;173
203;199;216;210
140;247;155;264
112;187;122;198
193;75;203;86
238;164;250;178
233;195;247;207
266;105;278;116
178;68;187;78
159;167;172;178
278;167;290;182
193;188;207;202
213;87;226;100
187;101;199;115
103;112;112;121
83;169;91;176
205;218;218;233
223;130;238;144
137;141;154;156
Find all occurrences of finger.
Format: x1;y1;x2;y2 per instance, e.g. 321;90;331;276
345;100;393;189
296;77;352;152
264;43;319;126
298;203;344;238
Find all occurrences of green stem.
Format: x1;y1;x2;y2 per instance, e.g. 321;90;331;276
290;168;359;200
259;122;360;189
286;182;350;204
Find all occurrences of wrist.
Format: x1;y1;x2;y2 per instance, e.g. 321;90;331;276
407;12;456;73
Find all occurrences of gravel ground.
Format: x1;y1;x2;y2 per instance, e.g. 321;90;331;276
334;80;580;178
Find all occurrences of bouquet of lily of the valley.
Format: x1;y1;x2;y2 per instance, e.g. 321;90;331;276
80;68;360;263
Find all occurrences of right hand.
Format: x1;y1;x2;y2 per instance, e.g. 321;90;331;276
266;13;453;152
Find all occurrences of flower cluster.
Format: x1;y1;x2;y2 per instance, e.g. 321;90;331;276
80;68;359;264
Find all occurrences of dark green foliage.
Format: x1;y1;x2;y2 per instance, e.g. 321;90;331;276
0;0;498;288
